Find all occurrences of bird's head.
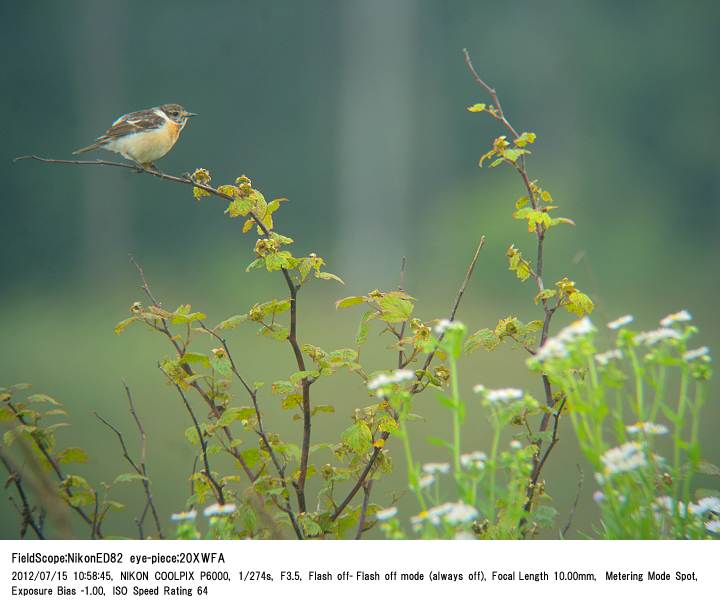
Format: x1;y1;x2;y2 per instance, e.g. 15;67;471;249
160;103;198;128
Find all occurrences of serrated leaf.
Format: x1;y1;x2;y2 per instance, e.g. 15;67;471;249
57;447;89;464
114;317;137;334
215;314;248;330
336;296;366;309
114;473;148;484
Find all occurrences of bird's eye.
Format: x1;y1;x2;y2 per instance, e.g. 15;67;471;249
172;111;179;117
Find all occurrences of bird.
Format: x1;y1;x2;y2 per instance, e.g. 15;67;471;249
72;103;197;170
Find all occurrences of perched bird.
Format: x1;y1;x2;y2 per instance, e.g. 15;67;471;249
72;103;197;169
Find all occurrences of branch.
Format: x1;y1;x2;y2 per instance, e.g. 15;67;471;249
200;322;304;539
331;237;485;521
94;382;164;539
161;368;226;505
561;464;584;538
0;451;45;539
354;481;373;540
463;49;564;517
129;256;255;482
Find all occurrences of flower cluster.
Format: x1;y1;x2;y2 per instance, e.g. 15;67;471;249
203;503;237;517
433;319;465;335
607;315;634;330
659;310;692;327
683;346;710;362
367;369;415;396
595;349;623;366
600;442;647;476
460;451;487;470
529;317;595;364
626;422;669;436
633;328;681;347
474;385;524;404
410;501;479;531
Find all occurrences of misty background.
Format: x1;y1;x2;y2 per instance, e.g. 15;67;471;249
1;0;719;538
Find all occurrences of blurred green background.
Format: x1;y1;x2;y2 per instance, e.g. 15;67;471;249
2;0;718;539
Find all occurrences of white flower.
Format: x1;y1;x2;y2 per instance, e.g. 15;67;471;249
633;328;681;347
367;369;415;392
422;462;451;475
653;496;687;518
460;451;487;470
434;319;452;335
375;506;398;521
530;336;569;363
706;520;720;534
601;442;647;476
454;531;475;540
683;346;710;362
367;373;391;391
509;440;522;450
608;315;634;330
688;497;720;516
557;317;596;341
418;475;435;489
171;510;197;522
472;384;486;394
426;503;453;525
593;491;604;503
444;502;479;525
659;310;692;327
626;421;669;436
595;349;623;366
485;387;524;405
203;503;236;517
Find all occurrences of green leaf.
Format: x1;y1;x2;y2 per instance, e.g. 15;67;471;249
564;291;595;317
316;271;344;284
341;421;373;454
114;317;137;334
57;447;89;465
180;352;210;368
27;393;61;406
215;314;248;330
217;407;255;427
378;293;414;323
356;310;375;345
335;296;366;309
465;328;500;353
114;473;148;484
311;405;335;416
534;289;557;304
467;103;486;113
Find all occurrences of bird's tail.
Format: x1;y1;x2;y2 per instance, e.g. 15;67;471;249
72;142;103;155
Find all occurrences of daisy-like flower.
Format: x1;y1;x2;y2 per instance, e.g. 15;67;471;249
653;496;687;517
422;462;451;475
418;475;435;489
688;496;720;517
171;510;197;522
557;317;596;341
375;506;398;521
426;503;453;525
659;310;692;327
706;520;720;534
601;442;647;476
460;451;487;470
203;503;236;517
367;369;415;393
607;315;634;330
531;336;569;363
485;388;524;405
626;421;669;436
509;440;523;450
595;349;623;366
472;384;486;394
633;328;681;347
683;346;710;362
444;502;479;525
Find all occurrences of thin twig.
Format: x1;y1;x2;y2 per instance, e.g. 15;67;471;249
0;452;45;539
161;368;226;504
199;322;303;539
561;464;584;538
354;481;373;540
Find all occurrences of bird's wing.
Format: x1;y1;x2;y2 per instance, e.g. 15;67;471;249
99;108;166;141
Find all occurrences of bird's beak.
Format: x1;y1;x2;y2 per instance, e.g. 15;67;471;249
185;112;198;118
